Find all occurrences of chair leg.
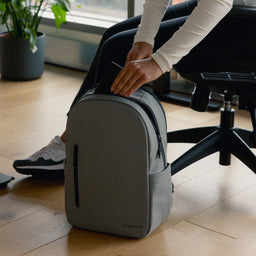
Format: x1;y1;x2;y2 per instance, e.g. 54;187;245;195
171;130;221;175
227;131;256;174
235;128;256;148
167;126;217;143
169;104;256;175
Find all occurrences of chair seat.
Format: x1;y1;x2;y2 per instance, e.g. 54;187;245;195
176;71;256;98
201;72;256;83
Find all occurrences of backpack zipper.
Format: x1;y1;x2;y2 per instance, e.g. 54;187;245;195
129;97;167;169
141;87;167;128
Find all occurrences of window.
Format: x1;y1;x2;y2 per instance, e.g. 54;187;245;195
71;0;127;20
42;0;143;29
40;0;143;70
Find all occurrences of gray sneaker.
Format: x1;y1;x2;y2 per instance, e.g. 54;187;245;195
13;136;65;176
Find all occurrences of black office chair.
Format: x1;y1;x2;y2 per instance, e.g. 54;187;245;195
167;6;256;175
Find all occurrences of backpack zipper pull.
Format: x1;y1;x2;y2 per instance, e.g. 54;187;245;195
157;148;161;158
156;134;162;158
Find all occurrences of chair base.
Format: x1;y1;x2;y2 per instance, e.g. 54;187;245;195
168;107;256;175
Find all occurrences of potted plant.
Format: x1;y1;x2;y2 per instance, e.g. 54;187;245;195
0;0;71;80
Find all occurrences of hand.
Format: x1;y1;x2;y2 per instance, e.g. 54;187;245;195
111;57;163;97
125;42;153;64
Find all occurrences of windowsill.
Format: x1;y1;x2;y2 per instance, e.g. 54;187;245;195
38;6;131;71
39;11;124;71
41;10;125;34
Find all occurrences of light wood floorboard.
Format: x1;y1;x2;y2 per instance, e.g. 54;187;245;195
0;64;256;256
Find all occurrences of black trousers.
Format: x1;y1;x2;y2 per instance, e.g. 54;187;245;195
70;0;256;108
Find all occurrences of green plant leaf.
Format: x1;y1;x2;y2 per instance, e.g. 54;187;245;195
51;4;67;29
0;0;72;52
32;16;42;33
1;0;12;3
55;0;70;12
24;28;37;50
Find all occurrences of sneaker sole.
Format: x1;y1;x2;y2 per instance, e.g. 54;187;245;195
14;167;64;177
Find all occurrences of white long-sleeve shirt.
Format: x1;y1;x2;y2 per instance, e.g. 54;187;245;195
134;0;256;73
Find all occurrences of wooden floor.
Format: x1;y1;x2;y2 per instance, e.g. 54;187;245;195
0;64;256;256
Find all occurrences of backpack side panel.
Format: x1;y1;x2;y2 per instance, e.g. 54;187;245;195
129;90;168;175
129;90;172;235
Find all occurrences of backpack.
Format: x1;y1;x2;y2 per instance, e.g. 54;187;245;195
64;62;172;238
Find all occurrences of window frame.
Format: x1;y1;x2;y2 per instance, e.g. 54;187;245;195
39;0;143;70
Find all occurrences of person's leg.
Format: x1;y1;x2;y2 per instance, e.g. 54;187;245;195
13;0;198;176
12;17;144;176
12;29;138;176
175;8;256;72
70;15;143;108
162;0;198;21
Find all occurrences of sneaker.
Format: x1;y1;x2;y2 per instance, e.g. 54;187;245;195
13;136;66;176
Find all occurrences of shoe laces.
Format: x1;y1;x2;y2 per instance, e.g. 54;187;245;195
29;136;65;161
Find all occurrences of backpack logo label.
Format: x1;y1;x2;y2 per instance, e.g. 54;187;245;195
122;224;143;229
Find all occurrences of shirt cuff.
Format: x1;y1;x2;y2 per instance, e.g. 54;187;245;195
151;51;171;73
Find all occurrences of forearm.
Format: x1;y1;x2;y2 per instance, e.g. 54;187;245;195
133;0;171;47
153;0;233;72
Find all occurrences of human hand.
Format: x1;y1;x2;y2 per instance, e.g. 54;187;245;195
125;42;153;64
111;57;163;97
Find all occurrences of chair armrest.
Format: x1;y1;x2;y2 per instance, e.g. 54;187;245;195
230;6;256;18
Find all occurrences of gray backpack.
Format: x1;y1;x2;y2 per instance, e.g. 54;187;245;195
65;63;172;238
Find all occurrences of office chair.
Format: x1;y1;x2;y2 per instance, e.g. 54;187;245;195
167;6;256;175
